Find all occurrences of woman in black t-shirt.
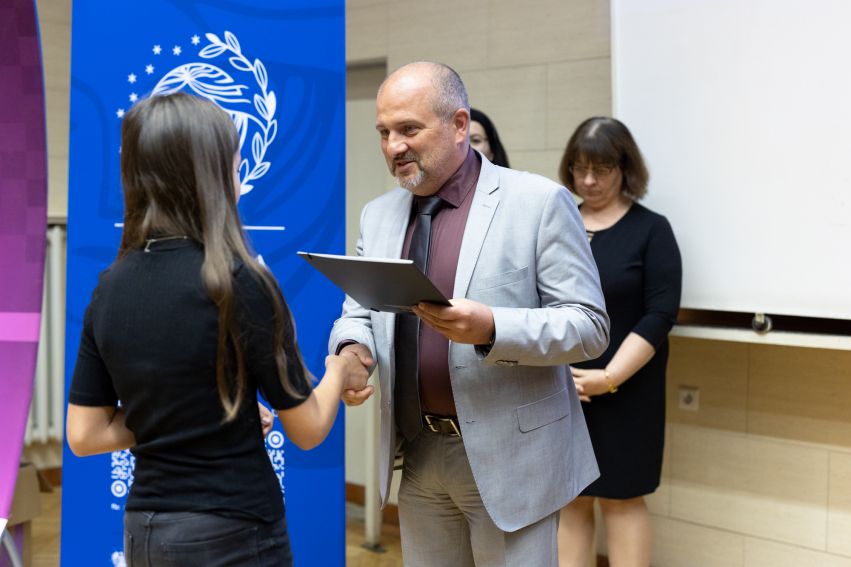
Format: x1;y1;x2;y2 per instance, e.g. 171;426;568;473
555;117;682;567
66;92;369;567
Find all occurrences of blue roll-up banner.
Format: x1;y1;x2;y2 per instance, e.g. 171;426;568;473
61;2;346;565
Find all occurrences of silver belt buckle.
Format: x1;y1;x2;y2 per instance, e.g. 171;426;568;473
447;418;461;437
424;414;440;433
424;414;461;437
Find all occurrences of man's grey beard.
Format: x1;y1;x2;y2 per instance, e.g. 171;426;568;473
397;168;426;190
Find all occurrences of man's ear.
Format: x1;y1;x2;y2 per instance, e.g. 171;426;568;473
453;108;470;143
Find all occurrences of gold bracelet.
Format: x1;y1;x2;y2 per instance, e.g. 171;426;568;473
604;369;618;394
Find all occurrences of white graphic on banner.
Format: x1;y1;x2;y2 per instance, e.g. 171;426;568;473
266;430;286;496
110;449;135;499
111;550;126;567
121;31;278;196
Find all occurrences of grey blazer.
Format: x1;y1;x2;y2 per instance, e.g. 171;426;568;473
329;156;610;532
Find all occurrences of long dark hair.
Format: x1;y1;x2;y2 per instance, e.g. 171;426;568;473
559;116;649;199
470;108;510;168
119;92;307;421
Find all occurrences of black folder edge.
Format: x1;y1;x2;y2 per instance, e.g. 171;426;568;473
298;251;451;313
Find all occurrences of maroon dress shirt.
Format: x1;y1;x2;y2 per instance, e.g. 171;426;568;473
401;148;480;417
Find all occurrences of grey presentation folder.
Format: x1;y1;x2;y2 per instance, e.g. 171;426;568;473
298;252;451;313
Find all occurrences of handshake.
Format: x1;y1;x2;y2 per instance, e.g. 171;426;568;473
326;343;375;407
258;342;377;444
322;298;498;410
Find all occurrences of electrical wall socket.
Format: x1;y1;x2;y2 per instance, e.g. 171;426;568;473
678;385;699;411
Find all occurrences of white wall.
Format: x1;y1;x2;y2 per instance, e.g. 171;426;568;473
347;0;613;184
35;0;71;220
343;65;391;494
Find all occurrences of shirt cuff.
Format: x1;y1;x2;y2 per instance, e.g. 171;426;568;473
335;340;359;355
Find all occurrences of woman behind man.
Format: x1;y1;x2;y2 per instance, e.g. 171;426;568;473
470;107;510;167
557;117;682;567
65;92;368;566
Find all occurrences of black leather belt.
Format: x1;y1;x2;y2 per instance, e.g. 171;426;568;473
423;414;462;437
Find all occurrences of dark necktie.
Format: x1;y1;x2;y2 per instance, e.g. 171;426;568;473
394;195;444;442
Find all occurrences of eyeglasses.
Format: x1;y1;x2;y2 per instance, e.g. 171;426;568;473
570;164;617;178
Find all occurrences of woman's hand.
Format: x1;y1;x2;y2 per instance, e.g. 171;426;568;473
258;402;275;436
326;351;373;406
571;373;592;403
570;367;611;402
337;344;376;406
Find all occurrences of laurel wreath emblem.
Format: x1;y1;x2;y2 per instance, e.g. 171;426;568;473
149;30;277;196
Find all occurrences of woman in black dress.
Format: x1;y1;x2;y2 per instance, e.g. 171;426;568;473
556;117;681;567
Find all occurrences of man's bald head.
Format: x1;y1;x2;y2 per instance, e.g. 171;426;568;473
379;61;469;123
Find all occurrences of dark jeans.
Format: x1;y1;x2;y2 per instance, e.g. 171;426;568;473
124;510;292;567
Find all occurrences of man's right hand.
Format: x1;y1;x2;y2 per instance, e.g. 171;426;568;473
339;343;375;407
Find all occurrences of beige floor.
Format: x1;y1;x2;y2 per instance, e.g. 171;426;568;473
29;488;403;566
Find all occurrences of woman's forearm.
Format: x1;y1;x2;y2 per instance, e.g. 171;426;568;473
605;332;656;386
66;404;136;456
277;369;345;450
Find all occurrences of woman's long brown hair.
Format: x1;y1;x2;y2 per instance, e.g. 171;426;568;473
118;92;307;421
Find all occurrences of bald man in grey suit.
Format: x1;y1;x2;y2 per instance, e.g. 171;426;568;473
330;61;609;566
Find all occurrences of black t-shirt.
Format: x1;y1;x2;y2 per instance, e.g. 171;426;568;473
69;238;311;523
